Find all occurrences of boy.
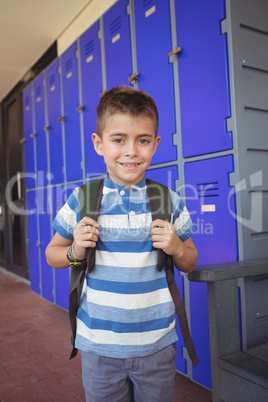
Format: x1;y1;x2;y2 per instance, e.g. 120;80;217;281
46;86;198;401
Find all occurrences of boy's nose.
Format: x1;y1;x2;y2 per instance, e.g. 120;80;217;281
124;142;138;157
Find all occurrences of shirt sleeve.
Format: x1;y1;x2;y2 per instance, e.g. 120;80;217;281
53;187;80;239
169;188;195;242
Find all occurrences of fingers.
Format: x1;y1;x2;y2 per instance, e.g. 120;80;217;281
73;217;100;256
150;219;172;235
75;217;99;236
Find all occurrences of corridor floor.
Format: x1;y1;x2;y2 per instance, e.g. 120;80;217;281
0;267;212;401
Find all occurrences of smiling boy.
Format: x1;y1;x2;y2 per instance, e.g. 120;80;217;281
46;86;198;401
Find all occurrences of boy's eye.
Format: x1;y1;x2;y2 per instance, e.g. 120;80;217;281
139;139;149;144
113;138;124;143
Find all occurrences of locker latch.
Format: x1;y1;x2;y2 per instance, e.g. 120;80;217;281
30;132;37;138
35;242;41;247
76;104;85;112
19;138;26;144
168;47;182;57
43;125;50;131
58;116;65;123
129;73;139;84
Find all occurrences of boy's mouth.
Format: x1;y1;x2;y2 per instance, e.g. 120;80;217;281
120;163;140;167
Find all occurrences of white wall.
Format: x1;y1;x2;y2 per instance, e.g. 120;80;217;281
57;0;118;56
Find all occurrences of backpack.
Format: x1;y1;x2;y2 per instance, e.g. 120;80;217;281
68;179;199;367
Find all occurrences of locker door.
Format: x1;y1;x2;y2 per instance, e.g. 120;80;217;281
38;188;54;303
53;185;69;310
134;0;177;164
46;59;65;185
175;0;232;157
34;73;48;187
184;155;238;388
103;0;133;89
22;85;36;189
26;191;40;294
145;166;187;374
61;42;83;182
66;181;83;200
79;21;106;178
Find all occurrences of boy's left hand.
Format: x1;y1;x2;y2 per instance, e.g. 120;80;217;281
150;219;181;257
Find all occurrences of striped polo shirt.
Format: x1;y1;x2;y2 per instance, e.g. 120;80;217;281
53;175;194;358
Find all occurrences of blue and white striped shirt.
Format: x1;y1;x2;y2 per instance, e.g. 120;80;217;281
53;175;194;358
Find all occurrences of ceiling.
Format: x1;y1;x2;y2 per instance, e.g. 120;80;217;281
0;0;91;102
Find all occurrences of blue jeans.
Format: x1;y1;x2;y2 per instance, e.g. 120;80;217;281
80;344;177;402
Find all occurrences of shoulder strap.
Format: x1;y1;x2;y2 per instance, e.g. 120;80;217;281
69;179;104;360
146;178;199;367
80;179;104;273
146;178;172;272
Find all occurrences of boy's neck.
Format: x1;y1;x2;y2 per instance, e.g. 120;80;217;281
106;172;145;191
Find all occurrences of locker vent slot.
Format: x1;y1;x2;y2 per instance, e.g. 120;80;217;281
85;40;94;56
247;148;268;156
25;95;30;111
49;73;56;86
244;106;268;114
39;196;47;214
65;58;73;73
36;86;41;97
251;232;268;240
197;182;219;198
110;16;121;36
143;0;154;8
242;64;268;75
27;197;36;213
255;314;268;326
240;23;268;37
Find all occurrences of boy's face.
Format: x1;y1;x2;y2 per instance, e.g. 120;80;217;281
92;113;160;188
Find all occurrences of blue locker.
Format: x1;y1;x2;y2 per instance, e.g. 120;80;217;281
46;59;65;184
34;73;48;187
38;188;54;303
26;191;40;294
22;85;36;189
52;185;69;310
103;0;133;89
175;0;232;157
66;181;83;200
61;42;83;182
184;156;238;388
145;166;187;374
134;0;177;164
79;21;106;178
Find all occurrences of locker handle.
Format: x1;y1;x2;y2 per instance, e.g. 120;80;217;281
30;132;36;138
129;73;139;83
43;125;50;131
19;138;26;144
76;104;84;112
168;47;181;57
35;242;41;247
58;115;64;123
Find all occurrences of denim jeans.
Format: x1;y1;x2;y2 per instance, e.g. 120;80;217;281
80;343;177;402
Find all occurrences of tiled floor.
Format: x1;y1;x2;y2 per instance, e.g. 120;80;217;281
0;267;212;401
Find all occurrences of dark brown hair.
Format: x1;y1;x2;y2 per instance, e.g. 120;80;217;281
96;86;158;136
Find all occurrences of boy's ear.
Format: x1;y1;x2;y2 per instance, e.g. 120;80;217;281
92;133;104;155
152;136;161;155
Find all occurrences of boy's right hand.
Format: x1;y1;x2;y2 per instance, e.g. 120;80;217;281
73;217;100;259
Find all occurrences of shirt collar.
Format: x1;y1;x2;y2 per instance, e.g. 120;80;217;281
104;173;146;191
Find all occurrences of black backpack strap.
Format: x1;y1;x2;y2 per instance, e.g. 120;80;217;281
146;179;171;272
146;178;199;367
69;179;104;360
